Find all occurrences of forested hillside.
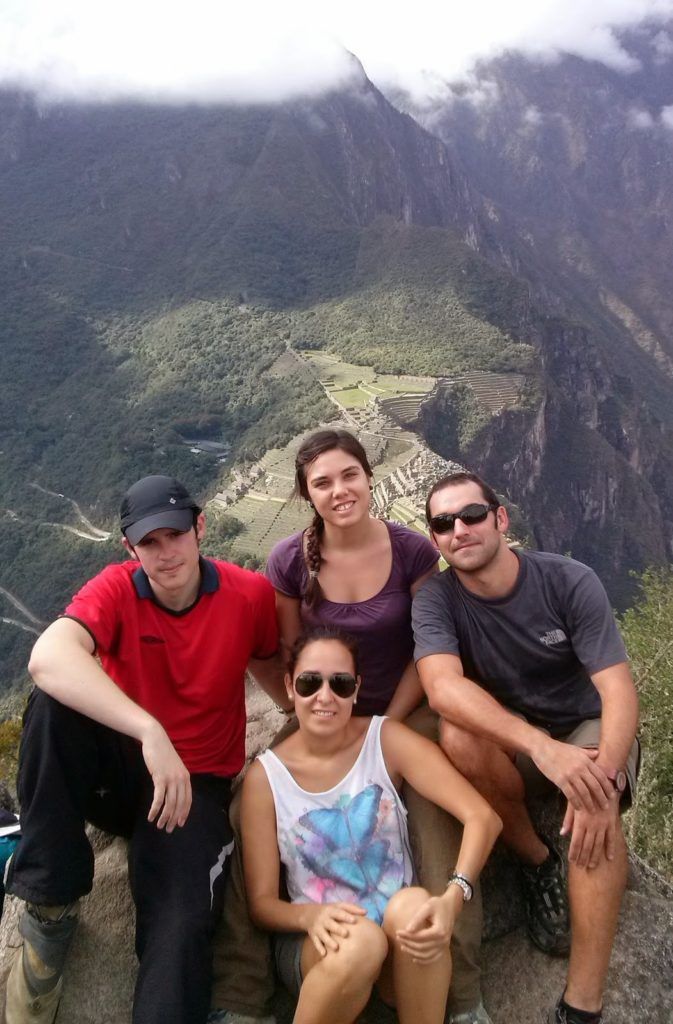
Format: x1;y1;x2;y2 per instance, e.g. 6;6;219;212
2;28;673;698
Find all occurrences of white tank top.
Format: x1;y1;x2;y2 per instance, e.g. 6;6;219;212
258;716;414;924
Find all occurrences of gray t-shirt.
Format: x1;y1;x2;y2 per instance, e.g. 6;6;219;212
412;549;627;736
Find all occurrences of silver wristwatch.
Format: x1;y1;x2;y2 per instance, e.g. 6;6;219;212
446;873;473;902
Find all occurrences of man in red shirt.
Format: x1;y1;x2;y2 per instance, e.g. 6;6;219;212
4;475;279;1024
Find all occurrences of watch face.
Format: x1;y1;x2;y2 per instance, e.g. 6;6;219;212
615;770;627;793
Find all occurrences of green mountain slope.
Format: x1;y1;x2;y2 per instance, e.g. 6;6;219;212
1;50;673;694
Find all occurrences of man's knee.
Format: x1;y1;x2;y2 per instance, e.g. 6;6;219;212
440;720;523;798
20;689;75;744
440;721;491;778
137;900;216;963
403;703;439;743
568;819;628;890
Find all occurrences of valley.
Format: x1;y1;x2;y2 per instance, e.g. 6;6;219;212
211;348;527;562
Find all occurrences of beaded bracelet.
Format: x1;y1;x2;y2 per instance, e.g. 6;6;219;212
446;873;473;902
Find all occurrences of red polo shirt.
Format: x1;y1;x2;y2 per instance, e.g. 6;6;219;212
64;558;278;776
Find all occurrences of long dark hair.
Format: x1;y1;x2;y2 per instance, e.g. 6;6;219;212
287;626;360;678
293;430;373;608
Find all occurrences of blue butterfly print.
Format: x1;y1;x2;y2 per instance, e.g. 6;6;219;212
297;784;400;923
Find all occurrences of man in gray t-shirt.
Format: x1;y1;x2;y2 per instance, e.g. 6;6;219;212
412;471;639;1024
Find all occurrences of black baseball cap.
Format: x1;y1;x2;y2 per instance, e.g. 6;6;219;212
120;476;201;546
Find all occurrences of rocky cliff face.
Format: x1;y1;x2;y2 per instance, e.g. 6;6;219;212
407;25;673;598
420;23;673;352
419;304;673;602
0;65;497;308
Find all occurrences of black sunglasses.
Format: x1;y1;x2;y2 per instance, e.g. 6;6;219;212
294;671;358;699
429;502;499;535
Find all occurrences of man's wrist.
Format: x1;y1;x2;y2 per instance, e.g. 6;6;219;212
519;721;552;761
597;762;627;793
136;714;164;744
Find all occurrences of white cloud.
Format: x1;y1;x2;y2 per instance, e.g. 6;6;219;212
523;105;544;126
628;106;656;128
0;0;672;105
0;1;355;104
660;104;673;127
652;28;673;58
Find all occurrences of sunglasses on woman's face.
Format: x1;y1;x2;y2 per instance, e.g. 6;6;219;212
293;671;358;699
429;502;499;535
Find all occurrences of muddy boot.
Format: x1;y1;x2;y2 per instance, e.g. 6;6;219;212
4;902;79;1024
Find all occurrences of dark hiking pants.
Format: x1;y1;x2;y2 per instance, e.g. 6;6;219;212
5;689;234;1024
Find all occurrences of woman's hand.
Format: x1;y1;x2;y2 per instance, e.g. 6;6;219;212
395;888;460;963
303;902;367;957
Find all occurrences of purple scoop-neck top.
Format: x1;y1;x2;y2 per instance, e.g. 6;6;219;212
265;521;438;716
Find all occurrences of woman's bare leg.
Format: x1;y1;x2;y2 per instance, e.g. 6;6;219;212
382;887;452;1024
294;917;388;1024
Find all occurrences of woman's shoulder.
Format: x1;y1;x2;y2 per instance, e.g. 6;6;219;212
384;520;438;575
265;531;306;594
241;757;274;803
268;530;304;562
378;715;427;770
385;519;433;551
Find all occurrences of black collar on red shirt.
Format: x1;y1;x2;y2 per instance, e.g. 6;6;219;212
132;556;219;615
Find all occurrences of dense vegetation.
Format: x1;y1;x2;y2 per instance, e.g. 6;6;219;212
621;568;673;881
418;382;493;453
293;221;537;378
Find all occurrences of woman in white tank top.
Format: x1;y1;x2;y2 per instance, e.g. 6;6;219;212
241;627;501;1024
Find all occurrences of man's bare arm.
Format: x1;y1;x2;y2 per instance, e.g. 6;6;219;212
29;617;191;830
418;652;613;812
247;653;294;712
385;564;441;721
560;662;638;867
246;589;301;712
592;661;639;772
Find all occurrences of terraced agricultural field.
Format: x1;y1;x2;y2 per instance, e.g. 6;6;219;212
208;350;513;562
369;373;434;396
302;351;377;389
387;500;427;533
370;436;417;480
225;495;309;559
438;370;525;412
330;387;371;408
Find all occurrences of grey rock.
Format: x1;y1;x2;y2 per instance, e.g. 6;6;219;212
0;784;15;814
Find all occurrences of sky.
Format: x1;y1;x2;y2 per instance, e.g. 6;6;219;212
1;0;672;105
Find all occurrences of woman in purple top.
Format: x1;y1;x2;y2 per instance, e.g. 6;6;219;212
261;430;489;1022
266;429;439;720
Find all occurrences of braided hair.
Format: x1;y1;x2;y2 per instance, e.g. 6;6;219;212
293;430;373;608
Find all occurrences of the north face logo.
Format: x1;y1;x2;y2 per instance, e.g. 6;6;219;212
539;629;567;646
